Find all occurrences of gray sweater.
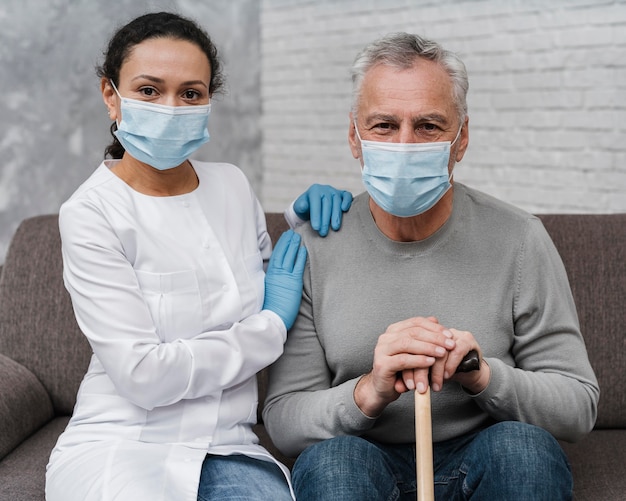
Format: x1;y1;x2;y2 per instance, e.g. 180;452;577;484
263;184;599;458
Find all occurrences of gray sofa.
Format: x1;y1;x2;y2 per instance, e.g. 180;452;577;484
0;212;624;500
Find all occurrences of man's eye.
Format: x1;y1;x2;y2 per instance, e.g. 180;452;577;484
419;123;438;131
373;123;392;130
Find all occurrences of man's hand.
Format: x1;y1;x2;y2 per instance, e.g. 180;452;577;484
353;317;455;418
446;328;491;394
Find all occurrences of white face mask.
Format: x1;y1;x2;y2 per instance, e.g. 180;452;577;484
355;124;462;217
111;80;211;170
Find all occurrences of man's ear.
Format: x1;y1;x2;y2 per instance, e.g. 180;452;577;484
454;115;469;163
348;112;361;160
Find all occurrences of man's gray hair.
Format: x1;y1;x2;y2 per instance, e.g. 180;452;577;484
350;32;469;125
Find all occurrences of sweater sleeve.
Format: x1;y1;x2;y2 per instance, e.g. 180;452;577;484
262;258;377;457
472;218;599;442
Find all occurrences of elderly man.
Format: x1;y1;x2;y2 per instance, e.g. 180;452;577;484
264;33;599;500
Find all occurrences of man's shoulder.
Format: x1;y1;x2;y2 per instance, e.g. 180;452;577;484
456;183;537;225
296;192;368;249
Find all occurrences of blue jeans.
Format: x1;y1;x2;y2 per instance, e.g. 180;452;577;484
292;421;572;500
197;454;292;501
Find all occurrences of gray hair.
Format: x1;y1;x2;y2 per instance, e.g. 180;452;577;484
350;32;469;125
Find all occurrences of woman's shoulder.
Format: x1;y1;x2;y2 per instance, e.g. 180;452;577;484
192;160;246;180
61;163;117;211
192;160;255;196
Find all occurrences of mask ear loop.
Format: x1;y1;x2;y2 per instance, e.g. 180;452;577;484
448;123;465;181
450;122;464;147
109;79;122;98
107;80;123;128
353;121;364;143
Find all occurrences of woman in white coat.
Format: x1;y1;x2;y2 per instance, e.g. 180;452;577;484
45;11;351;501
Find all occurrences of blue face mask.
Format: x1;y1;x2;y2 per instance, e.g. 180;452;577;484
355;124;462;217
111;81;211;170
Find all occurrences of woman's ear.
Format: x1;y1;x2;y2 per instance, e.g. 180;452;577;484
101;78;118;121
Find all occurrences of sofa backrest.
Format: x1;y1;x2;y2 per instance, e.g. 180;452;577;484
0;215;89;415
537;214;626;429
0;212;623;429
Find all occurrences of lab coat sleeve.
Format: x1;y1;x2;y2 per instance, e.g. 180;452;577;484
283;200;307;230
59;199;286;411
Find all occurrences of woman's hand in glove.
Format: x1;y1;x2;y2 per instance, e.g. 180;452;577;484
263;230;307;330
294;184;353;237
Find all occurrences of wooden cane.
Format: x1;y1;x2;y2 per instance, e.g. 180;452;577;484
415;350;480;501
415;386;435;500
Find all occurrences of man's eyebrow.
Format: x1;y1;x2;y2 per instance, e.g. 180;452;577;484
364;113;399;125
413;113;448;124
364;112;450;126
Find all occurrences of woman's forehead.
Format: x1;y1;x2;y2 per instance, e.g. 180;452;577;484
120;38;211;84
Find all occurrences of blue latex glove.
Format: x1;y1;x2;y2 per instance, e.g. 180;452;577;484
263;230;307;330
294;184;353;237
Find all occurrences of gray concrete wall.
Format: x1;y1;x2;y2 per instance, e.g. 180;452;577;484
0;0;260;263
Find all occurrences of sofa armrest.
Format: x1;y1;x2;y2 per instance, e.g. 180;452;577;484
0;353;54;460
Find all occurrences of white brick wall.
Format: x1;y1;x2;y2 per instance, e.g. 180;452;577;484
260;0;626;214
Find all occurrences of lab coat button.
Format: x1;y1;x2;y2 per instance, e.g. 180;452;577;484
182;201;190;208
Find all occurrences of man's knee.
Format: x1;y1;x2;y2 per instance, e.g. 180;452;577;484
472;421;572;499
293;436;376;477
485;421;570;469
292;436;397;501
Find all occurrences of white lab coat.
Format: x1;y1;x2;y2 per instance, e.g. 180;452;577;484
46;160;294;500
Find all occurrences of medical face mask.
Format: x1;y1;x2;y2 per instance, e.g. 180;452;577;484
111;81;211;170
356;124;462;217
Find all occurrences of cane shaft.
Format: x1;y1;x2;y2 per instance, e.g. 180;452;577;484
415;387;434;501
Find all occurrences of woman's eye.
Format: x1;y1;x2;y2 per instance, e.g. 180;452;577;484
183;90;201;100
139;87;157;97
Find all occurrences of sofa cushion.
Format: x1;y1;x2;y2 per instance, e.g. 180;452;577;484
560;430;626;500
0;417;69;501
0;215;91;416
0;353;54;460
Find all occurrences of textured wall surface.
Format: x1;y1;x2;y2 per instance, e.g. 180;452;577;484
0;0;260;263
2;0;626;264
261;0;626;213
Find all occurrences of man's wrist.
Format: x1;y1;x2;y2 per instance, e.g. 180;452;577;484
353;373;387;418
